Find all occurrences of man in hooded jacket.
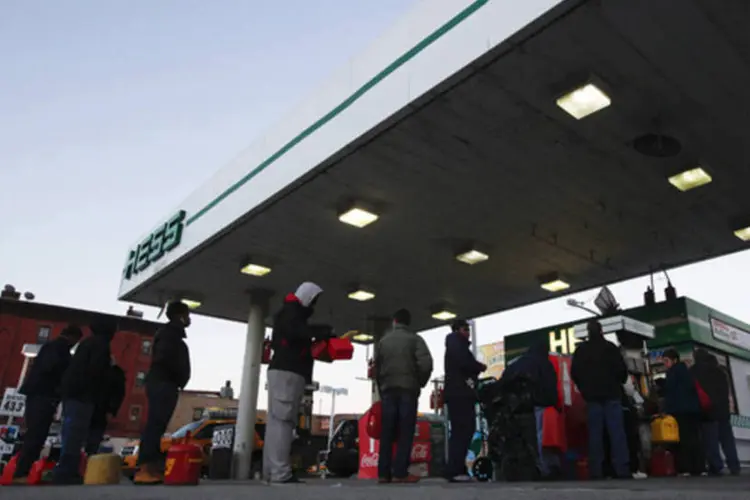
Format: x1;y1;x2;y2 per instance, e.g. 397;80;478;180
690;349;740;476
663;348;704;476
442;319;486;482
13;325;82;483
571;320;630;479
264;282;332;483
134;300;192;485
501;340;558;478
53;316;118;484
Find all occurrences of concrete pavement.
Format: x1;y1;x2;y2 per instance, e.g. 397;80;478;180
3;476;750;500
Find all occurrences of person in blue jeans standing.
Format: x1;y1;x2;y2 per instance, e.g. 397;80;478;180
571;319;630;480
690;349;740;476
53;316;118;484
374;309;433;484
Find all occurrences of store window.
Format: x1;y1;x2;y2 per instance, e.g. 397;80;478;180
134;371;146;388
37;326;51;344
141;339;152;356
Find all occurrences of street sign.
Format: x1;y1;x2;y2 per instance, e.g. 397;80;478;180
0;388;26;418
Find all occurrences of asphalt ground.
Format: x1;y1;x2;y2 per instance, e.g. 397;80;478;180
3;475;750;500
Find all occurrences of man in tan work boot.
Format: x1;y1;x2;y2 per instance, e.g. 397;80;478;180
133;301;192;485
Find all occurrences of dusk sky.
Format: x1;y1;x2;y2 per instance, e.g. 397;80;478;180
2;0;750;414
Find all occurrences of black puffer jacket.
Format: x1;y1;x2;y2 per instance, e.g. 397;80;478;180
269;285;332;383
501;341;558;408
20;335;74;399
91;365;127;428
571;331;627;403
146;322;191;389
61;318;117;403
690;349;731;420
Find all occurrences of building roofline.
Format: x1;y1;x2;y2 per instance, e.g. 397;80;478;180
0;297;162;336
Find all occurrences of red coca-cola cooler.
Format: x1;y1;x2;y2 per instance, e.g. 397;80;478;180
358;415;432;479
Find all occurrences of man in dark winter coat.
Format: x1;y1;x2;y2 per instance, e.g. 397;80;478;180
264;282;332;484
571;320;630;479
442;319;486;482
87;363;126;455
663;348;704;476
53;317;118;484
502;340;558;478
690;349;740;476
13;325;83;482
375;308;433;484
134;301;192;485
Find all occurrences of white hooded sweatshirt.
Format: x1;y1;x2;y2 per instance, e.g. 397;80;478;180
295;282;323;308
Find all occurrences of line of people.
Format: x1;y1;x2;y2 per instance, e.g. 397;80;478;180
13;319;126;485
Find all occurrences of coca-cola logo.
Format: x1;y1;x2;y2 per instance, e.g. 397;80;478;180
360;452;379;468
411;443;429;461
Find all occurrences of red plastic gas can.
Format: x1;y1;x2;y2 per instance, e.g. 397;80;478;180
0;454;19;486
27;457;56;485
649;448;676;477
164;443;203;485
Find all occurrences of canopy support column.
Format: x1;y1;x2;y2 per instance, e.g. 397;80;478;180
232;289;272;480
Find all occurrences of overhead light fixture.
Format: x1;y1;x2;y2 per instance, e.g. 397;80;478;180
240;263;272;277
734;225;750;241
432;310;457;321
455;247;489;266
556;83;611;120
539;273;570;293
181;299;202;309
667;167;712;192
338;202;379;228
430;303;457;322
352;333;375;344
348;289;375;302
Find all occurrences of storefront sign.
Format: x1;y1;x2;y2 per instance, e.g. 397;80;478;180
122;210;185;280
0;388;26;418
548;327;582;355
710;317;750;352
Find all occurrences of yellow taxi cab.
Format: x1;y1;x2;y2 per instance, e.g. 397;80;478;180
120;408;265;477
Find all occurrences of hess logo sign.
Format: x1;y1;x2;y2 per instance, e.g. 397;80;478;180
123;211;186;280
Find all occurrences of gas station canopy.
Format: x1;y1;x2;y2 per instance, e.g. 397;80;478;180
118;0;750;334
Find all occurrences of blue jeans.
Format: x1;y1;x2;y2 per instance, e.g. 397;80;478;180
703;418;741;474
378;390;418;479
534;407;549;476
53;400;94;482
587;400;629;478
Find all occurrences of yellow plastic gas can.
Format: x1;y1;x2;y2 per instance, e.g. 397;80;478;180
651;415;679;443
83;453;121;485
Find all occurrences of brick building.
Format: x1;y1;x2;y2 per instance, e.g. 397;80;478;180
0;294;161;439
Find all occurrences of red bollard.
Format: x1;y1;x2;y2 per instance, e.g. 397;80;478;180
0;454;19;486
164;443;203;486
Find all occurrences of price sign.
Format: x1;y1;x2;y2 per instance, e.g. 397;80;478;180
0;388;26;418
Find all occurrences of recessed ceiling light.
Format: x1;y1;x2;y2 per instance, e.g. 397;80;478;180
240;263;272;277
538;272;570;293
339;206;379;228
351;333;375;344
668;167;712;192
181;299;201;309
348;289;375;302
541;280;570;293
432;310;457;321
456;249;489;265
556;83;611;120
734;226;750;241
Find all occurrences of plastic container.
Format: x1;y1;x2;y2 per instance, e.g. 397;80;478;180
312;338;354;363
164;443;203;486
83;454;121;485
650;415;679;443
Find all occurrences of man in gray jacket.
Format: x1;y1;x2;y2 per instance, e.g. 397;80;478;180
374;309;433;483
